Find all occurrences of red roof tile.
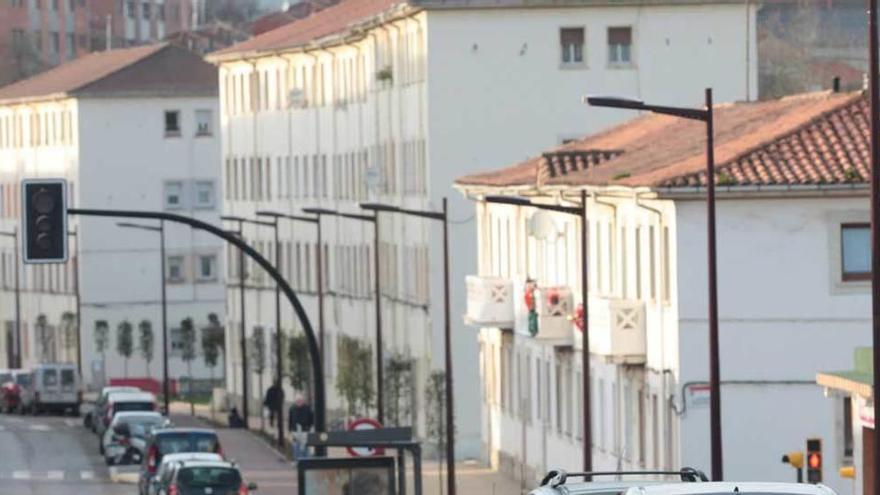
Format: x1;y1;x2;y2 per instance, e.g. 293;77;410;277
211;0;402;58
456;91;868;190
0;44;217;103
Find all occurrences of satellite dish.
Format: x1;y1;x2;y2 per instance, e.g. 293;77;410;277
528;210;560;240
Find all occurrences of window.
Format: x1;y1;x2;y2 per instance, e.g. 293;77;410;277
51;0;58;10
66;33;75;59
841;223;870;281
843;398;854;458
164;110;180;136
127;1;135;18
50;31;59;54
608;27;633;65
560;28;584;64
193;181;215;209
142;2;151;18
166;256;185;283
164;181;184;210
157;4;165;20
197;254;217;281
68;0;75;11
195;109;212;136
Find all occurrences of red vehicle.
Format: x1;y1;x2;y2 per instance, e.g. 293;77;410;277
1;382;21;413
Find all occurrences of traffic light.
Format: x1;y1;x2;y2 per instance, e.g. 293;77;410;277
21;179;67;263
806;438;822;484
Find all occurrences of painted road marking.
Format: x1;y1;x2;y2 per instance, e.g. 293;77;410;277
64;419;77;427
12;471;30;480
80;470;94;480
46;471;64;480
29;424;50;432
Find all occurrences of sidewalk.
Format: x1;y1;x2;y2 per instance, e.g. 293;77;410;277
168;401;527;494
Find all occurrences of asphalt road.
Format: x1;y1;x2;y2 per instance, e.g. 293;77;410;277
0;413;131;495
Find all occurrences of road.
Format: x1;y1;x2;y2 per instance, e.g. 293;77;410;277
0;413;128;495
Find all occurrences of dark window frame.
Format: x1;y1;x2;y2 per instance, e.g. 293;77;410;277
841;222;871;281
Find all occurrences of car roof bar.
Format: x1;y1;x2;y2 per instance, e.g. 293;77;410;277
541;468;709;487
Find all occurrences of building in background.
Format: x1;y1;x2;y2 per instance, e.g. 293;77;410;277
456;90;872;489
0;44;224;390
208;0;757;458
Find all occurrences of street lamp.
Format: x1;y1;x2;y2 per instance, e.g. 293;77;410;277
255;210;325;379
68;229;82;376
116;221;168;413
585;89;721;480
0;229;22;369
482;193;590;473
303;206;385;424
868;2;880;494
360;199;456;495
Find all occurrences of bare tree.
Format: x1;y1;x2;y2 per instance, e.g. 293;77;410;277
117;321;134;378
139;320;155;377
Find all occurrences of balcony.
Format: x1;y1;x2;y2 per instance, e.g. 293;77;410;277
533;286;574;342
575;297;646;363
464;276;514;327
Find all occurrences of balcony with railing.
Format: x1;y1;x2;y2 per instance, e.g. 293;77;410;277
464;275;514;328
574;296;646;363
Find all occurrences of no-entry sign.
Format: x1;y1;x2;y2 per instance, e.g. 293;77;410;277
346;418;384;457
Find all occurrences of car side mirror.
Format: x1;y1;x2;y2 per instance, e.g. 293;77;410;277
247;482;258;491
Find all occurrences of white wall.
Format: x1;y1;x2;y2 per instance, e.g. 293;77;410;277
77;96;225;387
675;196;872;491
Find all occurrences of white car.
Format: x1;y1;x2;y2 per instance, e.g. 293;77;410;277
88;385;141;431
624;483;838;495
96;390;156;443
530;468;709;495
147;453;224;495
102;411;169;466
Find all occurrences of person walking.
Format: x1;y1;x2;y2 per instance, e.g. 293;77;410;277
264;381;284;428
288;396;314;461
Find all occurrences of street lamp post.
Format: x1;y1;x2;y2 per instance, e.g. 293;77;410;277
359;199;456;495
868;2;880;494
481;194;590;471
68;229;82;375
304;207;385;424
255;211;325;390
116;221;169;413
0;229;21;369
585;89;721;480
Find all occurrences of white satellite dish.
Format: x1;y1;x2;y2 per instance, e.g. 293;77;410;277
528;210;560;240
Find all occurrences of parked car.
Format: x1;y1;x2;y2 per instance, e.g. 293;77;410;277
138;428;223;495
12;369;34;413
529;468;708;495
31;363;81;416
621;482;838;495
1;381;20;413
96;391;156;443
152;459;256;495
0;369;12;386
147;453;224;495
102;411;169;465
87;385;141;431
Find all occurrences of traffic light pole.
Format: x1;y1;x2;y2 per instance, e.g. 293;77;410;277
67;208;327;454
0;229;22;369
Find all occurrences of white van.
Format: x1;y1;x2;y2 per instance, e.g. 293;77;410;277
32;363;82;416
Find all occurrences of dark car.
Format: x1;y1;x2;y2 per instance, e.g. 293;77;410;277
152;460;257;495
138;428;223;495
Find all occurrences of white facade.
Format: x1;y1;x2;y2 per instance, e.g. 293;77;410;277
215;0;757;457
0;94;225;388
466;190;870;491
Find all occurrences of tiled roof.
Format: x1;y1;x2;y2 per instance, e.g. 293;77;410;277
456;91;868;190
0;44;217;104
210;0;403;59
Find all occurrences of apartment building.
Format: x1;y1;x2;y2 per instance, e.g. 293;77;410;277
0;43;224;387
456;90;873;490
208;0;758;457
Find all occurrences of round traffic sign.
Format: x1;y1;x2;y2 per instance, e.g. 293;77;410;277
346;418;384;457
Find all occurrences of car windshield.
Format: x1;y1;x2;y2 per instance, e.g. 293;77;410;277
0;373;11;384
122;417;165;438
114;401;153;413
15;374;31;387
176;467;241;488
157;433;220;456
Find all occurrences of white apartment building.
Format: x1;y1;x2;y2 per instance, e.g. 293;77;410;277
208;0;758;457
455;90;873;490
0;43;225;389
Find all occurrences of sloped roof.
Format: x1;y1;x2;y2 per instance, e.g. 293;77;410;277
0;44;217;104
456;91;868;190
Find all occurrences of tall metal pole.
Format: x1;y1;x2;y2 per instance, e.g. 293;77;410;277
442;198;455;495
374;213;384;424
316;219;325;365
159;220;170;414
238;224;250;426
72;230;82;375
13;228;21;369
868;3;880;495
705;87;723;481
273;218;284;447
580;189;592;472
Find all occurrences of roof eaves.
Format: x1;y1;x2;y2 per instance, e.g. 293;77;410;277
0;92;72;106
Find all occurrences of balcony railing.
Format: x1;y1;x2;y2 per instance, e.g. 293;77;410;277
575;296;646;363
464;275;514;327
533;286;573;341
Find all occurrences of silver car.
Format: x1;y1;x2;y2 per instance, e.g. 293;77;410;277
102;411;169;466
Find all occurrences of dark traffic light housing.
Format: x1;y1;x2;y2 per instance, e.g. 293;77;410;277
806;438;822;484
22;179;67;263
